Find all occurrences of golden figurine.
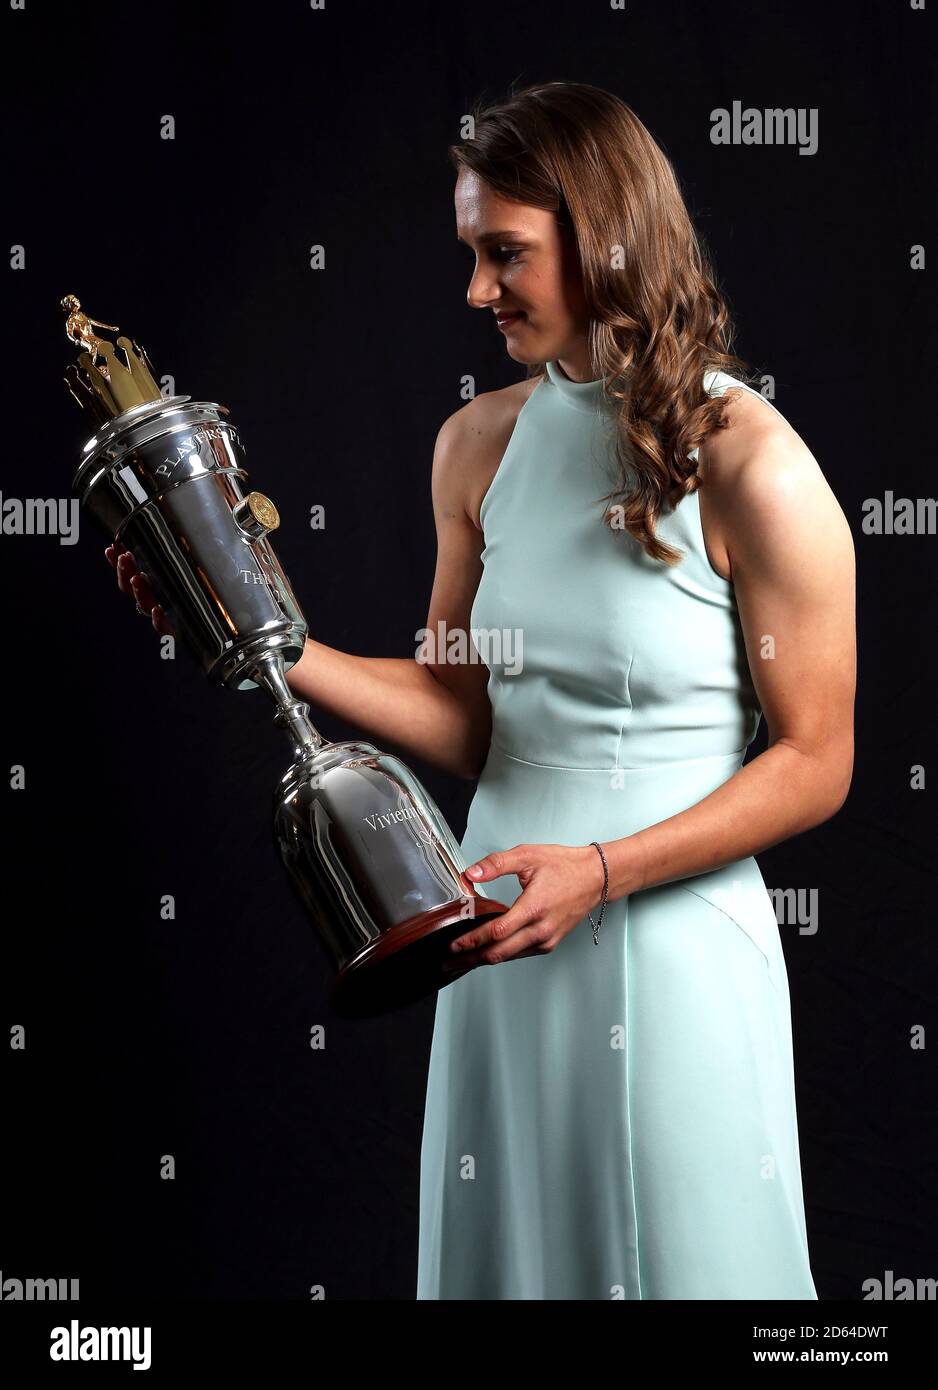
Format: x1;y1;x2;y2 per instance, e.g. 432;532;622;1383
61;294;120;363
62;294;163;423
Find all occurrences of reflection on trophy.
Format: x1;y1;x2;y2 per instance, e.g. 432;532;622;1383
61;296;507;1016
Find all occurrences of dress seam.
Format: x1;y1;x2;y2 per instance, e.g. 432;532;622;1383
489;736;747;774
676;881;777;987
615;652;635;769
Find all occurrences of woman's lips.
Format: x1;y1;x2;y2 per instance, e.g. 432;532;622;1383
496;312;526;330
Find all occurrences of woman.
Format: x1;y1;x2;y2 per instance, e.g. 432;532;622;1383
111;81;855;1300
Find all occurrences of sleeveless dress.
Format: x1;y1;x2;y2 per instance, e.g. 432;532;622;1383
416;359;818;1301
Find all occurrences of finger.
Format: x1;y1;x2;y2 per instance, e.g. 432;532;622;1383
463;845;529;884
152;604;174;637
493;923;556;963
115;551;138;595
450;918;550;969
105;544;118;568
513;932;561;960
448;900;538;960
131;572;157;610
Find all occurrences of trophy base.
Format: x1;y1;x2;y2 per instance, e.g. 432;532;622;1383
328;893;511;1019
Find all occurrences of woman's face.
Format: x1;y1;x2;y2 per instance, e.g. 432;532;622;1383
455;168;592;378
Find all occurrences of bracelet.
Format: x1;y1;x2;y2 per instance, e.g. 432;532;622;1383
586;840;608;945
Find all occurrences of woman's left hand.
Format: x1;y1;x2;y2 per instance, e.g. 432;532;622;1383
444;842;608;972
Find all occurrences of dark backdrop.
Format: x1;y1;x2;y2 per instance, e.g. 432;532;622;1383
2;0;935;1304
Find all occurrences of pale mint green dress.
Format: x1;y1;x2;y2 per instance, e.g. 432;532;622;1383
417;360;818;1301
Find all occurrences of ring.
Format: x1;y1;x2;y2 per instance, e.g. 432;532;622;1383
135;601;149;617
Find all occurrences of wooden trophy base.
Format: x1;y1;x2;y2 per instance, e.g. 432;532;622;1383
329;888;510;1018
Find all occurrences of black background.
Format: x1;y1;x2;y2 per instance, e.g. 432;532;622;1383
2;0;936;1306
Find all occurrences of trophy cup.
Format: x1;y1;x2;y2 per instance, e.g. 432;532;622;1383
61;295;507;1017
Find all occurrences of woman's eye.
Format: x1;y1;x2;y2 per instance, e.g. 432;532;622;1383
457;244;524;265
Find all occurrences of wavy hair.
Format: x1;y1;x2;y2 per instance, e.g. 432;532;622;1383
450;80;761;564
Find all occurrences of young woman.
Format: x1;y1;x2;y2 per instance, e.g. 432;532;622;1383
111;81;856;1301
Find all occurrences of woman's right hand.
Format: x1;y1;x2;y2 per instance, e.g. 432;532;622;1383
105;541;177;638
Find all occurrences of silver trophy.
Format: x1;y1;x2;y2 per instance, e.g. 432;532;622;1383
62;295;507;1017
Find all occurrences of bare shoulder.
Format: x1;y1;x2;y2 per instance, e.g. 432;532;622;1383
696;385;852;583
434;374;542;533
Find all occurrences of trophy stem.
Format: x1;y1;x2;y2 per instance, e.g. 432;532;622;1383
248;651;327;761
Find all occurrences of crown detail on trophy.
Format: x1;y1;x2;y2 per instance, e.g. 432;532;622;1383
61;293;163;428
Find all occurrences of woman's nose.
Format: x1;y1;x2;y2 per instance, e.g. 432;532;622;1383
466;264;500;311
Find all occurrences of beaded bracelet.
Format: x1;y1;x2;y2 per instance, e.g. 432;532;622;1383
586;840;609;945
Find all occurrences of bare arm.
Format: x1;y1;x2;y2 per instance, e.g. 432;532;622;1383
285;404;494;780
601;401;857;899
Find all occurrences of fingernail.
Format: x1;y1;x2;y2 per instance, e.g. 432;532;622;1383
466;865;482;878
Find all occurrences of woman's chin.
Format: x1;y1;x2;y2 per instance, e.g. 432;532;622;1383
503;341;539;366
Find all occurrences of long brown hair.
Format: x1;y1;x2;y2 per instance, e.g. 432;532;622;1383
450;80;761;564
